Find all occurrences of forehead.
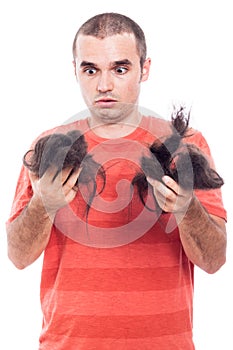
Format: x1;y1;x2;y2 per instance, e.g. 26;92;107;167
74;33;139;64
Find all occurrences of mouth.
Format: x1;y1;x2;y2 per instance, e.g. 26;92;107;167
94;97;118;108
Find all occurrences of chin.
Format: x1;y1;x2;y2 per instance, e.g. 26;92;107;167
93;109;123;124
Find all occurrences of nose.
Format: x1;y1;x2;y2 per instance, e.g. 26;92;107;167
97;71;114;93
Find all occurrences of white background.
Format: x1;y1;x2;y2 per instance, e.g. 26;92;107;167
0;0;232;349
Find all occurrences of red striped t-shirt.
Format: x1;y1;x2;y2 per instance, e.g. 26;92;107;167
8;116;227;349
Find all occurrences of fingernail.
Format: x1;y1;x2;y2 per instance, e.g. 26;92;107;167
162;175;170;184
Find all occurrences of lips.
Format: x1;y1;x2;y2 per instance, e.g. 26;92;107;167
95;97;117;108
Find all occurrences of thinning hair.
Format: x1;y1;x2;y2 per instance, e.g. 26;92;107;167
72;12;147;70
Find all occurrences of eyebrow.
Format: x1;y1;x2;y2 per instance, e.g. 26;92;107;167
112;59;132;66
79;59;133;68
80;61;96;68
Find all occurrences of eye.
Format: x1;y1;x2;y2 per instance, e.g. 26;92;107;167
114;66;128;75
84;67;97;75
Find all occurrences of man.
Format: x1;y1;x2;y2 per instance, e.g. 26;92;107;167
6;13;227;349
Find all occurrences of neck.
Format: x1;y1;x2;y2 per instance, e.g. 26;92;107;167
88;111;142;139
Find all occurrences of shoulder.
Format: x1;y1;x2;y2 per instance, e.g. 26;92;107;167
141;115;172;139
184;128;212;156
141;115;213;156
30;118;89;146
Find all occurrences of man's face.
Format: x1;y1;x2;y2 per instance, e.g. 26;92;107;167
73;33;150;124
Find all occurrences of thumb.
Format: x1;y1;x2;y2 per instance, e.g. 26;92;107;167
146;176;159;187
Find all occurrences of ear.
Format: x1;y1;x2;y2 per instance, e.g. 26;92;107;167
72;60;77;77
141;57;151;82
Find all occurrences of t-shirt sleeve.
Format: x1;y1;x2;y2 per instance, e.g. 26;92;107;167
185;129;227;221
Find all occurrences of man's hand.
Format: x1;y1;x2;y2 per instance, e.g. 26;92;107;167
147;174;226;273
147;175;193;215
29;166;82;217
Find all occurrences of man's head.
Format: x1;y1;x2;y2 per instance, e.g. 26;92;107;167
73;12;147;71
72;13;151;126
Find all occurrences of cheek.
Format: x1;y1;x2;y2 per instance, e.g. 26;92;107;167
122;79;140;101
79;80;95;99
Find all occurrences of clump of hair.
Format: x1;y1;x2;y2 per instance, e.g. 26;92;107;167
132;106;224;208
23;130;105;218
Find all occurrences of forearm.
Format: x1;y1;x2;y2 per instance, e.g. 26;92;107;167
176;195;227;274
7;196;54;269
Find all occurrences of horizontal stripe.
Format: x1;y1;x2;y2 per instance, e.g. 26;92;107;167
42;310;192;338
41;265;192;291
43;241;186;269
48;213;180;249
41;287;193;316
39;332;194;350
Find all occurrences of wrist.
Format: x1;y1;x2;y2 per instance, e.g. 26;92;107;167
28;195;55;222
174;195;198;225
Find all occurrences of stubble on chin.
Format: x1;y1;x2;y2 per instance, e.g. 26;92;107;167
90;103;138;126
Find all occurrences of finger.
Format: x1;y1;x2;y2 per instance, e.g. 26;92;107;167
162;175;179;194
146;176;161;188
147;176;173;198
40;166;62;183
62;167;82;189
28;171;39;183
46;166;77;185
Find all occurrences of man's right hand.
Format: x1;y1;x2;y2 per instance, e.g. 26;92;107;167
29;166;82;218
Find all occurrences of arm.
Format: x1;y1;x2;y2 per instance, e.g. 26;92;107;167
7;167;81;269
147;175;227;274
177;195;226;274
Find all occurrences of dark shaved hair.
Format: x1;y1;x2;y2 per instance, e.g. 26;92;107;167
72;12;147;70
